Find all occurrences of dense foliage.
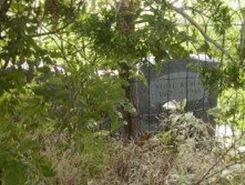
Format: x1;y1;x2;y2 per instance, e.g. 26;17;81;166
0;0;244;184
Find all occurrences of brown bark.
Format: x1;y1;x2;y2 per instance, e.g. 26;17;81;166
119;63;139;139
116;0;139;139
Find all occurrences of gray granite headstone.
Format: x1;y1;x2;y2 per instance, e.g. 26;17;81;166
138;58;218;130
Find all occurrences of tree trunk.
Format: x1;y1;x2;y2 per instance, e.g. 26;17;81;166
117;0;139;139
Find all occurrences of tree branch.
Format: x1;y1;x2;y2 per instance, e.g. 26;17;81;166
194;135;243;184
30;23;70;38
168;3;234;62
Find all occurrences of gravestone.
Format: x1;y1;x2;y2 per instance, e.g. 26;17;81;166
137;57;218;131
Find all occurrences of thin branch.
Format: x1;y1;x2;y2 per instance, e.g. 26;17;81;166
194;135;244;185
30;23;70;38
183;6;211;19
42;25;91;61
31;0;85;38
168;3;235;62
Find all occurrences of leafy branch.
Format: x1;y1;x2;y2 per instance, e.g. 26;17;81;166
168;3;235;62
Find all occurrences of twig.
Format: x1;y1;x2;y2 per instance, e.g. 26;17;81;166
194;136;243;184
168;3;235;62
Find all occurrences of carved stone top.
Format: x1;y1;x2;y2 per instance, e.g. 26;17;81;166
138;58;218;119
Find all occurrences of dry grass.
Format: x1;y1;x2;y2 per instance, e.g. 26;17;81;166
88;137;214;185
41;133;88;185
89;137;175;185
37;111;244;185
88;110;245;185
89;136;244;185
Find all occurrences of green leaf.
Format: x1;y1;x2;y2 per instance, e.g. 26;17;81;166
18;138;40;153
38;158;55;177
3;161;27;185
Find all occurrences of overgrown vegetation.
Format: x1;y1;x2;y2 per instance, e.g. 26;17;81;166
90;106;244;185
0;0;244;184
